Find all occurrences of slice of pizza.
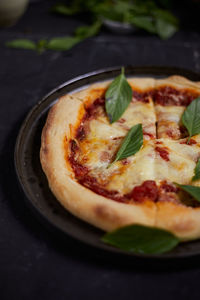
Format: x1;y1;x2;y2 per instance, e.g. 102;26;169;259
154;76;200;139
40;75;200;243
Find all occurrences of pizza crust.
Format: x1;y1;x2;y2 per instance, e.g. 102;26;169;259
40;76;200;240
155;75;200;90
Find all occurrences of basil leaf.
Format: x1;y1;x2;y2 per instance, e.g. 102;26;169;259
192;159;200;181
37;39;48;53
46;37;81;51
175;183;200;202
51;4;80;16
75;20;102;39
182;97;200;143
109;124;143;167
102;224;179;254
5;39;37;50
155;18;177;39
105;68;133;123
129;15;157;34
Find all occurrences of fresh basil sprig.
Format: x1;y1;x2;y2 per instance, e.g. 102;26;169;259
102;224;180;254
5;21;101;53
192;159;200;181
182;97;200;144
108;124;143;167
105;68;133;123
175;183;200;202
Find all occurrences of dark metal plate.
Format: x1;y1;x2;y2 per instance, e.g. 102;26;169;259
14;66;200;261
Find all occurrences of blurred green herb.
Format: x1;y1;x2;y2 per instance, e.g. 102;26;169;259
5;0;178;53
52;0;179;39
5;39;37;50
5;20;101;52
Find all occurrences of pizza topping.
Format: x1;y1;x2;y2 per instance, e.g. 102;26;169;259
70;139;79;153
143;131;155;139
181;97;200;143
117;118;126;123
180;139;197;145
69;156;89;178
109;124;143;167
132;180;158;202
79;175;126;202
100;151;111;162
105;68;133;123
121;158;130;165
76;125;86;141
192;158;200;181
175;183;200;203
132;90;152;103
155;146;170;161
160;181;178;193
154;86;199;106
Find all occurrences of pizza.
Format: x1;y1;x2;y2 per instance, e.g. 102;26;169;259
40;74;200;242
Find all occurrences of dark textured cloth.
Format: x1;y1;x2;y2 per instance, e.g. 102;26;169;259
1;1;200;299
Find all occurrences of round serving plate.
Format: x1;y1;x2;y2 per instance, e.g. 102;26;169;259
14;66;200;263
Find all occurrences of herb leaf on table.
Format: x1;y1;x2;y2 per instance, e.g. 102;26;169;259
102;224;180;254
5;39;37;50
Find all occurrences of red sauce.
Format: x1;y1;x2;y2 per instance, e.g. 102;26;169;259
166;129;179;139
143;131;155;139
121;158;129;165
117;118;126;123
79;175;127;202
70;139;79;153
132;90;153;103
132;180;158;202
160;181;178;193
85;97;105;119
76;125;85;141
180;139;197;145
154;86;199;106
155;146;170;161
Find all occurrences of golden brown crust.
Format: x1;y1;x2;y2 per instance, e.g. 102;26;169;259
155;202;200;240
40;76;200;240
155;75;200;91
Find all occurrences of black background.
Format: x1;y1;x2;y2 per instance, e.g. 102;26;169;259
1;0;200;299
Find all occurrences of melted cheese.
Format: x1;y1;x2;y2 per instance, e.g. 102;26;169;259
73;84;200;198
155;105;185;139
107;142;155;194
112;100;156;139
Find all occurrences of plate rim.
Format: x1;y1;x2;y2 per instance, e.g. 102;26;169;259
14;65;200;260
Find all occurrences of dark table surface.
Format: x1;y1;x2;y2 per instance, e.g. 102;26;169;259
1;1;200;299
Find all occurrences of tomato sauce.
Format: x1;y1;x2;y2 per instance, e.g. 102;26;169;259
132;90;153;103
154;86;199;106
155;146;170;161
132;180;158;202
